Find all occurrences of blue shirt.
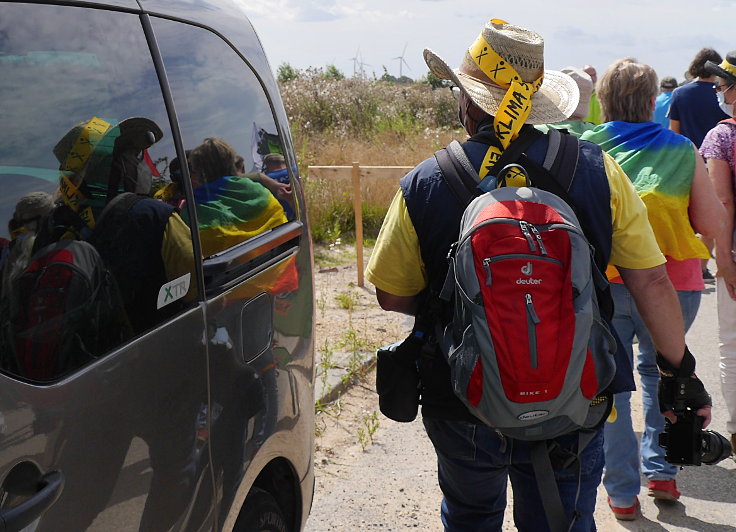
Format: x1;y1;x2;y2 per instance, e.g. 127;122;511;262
668;80;729;147
653;91;673;128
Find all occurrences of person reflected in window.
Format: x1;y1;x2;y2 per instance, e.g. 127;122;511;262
235;153;292;205
47;116;195;335
154;150;190;210
0;192;54;298
185;137;286;257
260;152;295;218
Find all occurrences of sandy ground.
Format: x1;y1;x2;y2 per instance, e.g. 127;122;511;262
308;248;736;531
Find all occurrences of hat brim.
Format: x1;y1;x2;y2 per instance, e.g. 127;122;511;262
424;48;579;125
119;117;164;144
704;60;736;86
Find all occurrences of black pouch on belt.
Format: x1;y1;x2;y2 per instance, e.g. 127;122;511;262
375;330;424;422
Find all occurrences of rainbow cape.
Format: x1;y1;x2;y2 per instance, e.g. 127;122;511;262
581;121;709;261
184;175;287;258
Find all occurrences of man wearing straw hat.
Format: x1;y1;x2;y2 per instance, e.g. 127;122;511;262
366;18;713;531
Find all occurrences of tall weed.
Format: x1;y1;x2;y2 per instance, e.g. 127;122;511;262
281;71;463;242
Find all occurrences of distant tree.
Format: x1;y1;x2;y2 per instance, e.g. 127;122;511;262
421;71;450;90
277;62;299;83
396;75;414;85
323;64;345;80
380;66;397;83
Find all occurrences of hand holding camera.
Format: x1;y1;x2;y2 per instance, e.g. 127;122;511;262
656;347;733;466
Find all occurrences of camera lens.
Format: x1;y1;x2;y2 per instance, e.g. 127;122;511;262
700;430;734;465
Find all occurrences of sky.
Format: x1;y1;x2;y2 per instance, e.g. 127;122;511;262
237;0;734;83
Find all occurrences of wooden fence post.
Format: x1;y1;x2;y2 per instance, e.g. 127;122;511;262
352;161;364;287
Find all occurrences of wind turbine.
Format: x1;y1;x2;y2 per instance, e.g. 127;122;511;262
358;51;371;78
393;42;410;78
349;47;361;77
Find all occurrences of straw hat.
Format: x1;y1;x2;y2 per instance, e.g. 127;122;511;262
53;117;163;169
561;66;593;119
424;19;579;125
705;51;736;86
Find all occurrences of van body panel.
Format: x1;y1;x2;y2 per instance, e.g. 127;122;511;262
0;0;315;529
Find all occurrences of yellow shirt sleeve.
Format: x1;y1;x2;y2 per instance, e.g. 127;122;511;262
365;189;427;296
605;152;666;269
162;212;197;302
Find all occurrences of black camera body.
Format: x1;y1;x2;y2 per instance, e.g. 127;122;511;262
658;410;733;466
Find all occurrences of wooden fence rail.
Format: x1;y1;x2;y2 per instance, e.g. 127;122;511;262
307;163;414;287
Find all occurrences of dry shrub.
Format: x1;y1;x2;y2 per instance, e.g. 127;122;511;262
281;72;463;242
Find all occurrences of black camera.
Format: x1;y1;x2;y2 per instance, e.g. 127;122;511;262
658;410;733;466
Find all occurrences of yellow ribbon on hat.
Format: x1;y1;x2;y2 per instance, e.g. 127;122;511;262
469;29;543;149
59;174;95;229
57;116;115;230
719;58;736;78
60;116;112;174
468;18;543;183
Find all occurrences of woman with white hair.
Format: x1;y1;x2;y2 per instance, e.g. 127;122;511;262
581;58;724;520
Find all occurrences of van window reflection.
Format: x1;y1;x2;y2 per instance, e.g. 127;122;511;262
183;138;287;257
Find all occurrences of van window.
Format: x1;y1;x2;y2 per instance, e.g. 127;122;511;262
0;4;197;382
152;17;294;259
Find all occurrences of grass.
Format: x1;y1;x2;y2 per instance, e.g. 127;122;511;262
357;410;380;451
334;291;358;311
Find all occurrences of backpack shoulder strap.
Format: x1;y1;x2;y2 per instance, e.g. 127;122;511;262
95;192;143;227
434;141;478;208
519;132;580;208
88;193;144;247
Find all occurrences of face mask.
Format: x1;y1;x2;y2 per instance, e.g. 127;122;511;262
717;89;734;116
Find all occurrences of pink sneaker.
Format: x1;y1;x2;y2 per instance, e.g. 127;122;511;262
648;479;681;500
607;497;640;521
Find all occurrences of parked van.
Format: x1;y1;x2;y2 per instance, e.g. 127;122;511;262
0;1;315;530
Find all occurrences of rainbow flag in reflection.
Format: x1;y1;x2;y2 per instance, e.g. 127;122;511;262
184;175;287;258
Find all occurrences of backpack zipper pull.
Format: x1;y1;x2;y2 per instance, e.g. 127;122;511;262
525;293;541;369
525;293;540;323
483;258;492;286
529;225;547;255
519;221;537;252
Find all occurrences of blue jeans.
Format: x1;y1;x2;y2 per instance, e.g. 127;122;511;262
423;417;604;532
603;284;701;506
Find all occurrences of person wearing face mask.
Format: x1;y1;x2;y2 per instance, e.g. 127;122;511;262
700;50;736;455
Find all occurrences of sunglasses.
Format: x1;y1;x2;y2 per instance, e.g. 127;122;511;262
716;83;734;93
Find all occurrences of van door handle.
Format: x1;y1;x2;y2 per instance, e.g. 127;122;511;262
0;471;64;532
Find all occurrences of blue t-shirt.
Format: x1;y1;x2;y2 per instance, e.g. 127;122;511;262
653;91;673;128
668;80;729;147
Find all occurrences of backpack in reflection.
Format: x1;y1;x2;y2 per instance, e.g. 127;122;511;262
0;196;140;382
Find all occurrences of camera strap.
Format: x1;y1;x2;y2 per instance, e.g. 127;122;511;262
530;428;599;532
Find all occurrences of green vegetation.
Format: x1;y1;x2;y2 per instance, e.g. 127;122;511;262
357;410;380;451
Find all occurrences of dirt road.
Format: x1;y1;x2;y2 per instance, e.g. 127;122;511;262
307;255;736;531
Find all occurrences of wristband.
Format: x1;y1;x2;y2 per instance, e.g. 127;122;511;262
656;346;711;414
656;345;696;378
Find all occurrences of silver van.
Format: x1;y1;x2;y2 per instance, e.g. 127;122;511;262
0;1;315;530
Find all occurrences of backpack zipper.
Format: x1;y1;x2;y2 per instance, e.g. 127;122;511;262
528;225;548;255
519;221;537;252
525;293;540;369
483;258;492;286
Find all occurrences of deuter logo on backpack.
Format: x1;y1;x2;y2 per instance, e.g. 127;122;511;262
441;185;616;441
